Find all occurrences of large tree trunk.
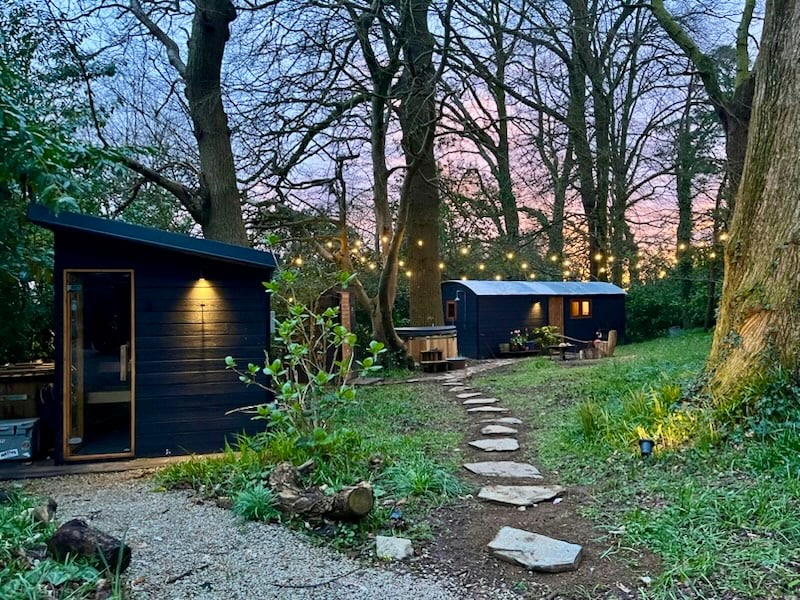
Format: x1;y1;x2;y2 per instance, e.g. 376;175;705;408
705;0;800;397
397;0;443;326
185;0;247;246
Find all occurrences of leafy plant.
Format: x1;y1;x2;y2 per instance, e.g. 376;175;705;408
381;454;467;501
232;483;281;522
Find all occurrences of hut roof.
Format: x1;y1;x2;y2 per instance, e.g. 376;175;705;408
444;280;626;296
28;204;276;269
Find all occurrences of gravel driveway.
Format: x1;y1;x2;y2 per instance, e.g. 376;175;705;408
23;470;512;599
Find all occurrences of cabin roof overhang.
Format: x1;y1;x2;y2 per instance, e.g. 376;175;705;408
443;280;626;296
28;204;276;270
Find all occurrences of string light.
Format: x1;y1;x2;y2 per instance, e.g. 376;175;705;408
398;260;405;267
405;270;412;277
506;252;514;260
594;253;603;261
710;252;717;259
417;239;424;246
550;255;558;262
562;259;571;266
529;273;536;279
678;243;687;251
563;270;571;277
494;274;503;280
599;267;607;274
326;241;333;248
368;263;376;271
658;270;667;279
460;247;469;255
478;263;486;271
294;257;303;266
607;256;615;262
355;239;363;247
521;262;529;270
438;262;445;270
381;235;389;243
460;275;468;281
637;250;643;257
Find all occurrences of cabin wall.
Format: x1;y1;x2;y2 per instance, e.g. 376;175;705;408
561;295;626;343
54;232;270;459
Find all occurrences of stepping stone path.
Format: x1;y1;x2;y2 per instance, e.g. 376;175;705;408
462;397;499;405
488;527;582;573
480;417;523;425
441;373;583;574
480;424;518;435
468;438;519;452
463;461;542;478
478;484;565;506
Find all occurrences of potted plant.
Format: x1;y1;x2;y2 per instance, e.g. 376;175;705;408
509;329;526;351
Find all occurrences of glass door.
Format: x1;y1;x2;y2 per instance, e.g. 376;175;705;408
65;271;134;459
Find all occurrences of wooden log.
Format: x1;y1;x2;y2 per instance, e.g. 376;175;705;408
268;461;374;521
47;519;131;572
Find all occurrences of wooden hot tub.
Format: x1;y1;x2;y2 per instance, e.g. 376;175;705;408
396;326;459;364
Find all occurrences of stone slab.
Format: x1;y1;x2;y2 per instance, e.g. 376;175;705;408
478;485;565;506
466;406;509;413
480;417;523;425
376;535;414;560
462;461;542;478
442;382;464;386
468;438;519;452
488;527;582;573
447;386;469;392
480;424;518;435
457;392;482;399
463;398;499;405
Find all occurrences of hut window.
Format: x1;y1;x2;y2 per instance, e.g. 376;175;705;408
570;299;591;318
446;300;458;320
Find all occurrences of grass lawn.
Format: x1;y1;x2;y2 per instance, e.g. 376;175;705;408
477;331;800;598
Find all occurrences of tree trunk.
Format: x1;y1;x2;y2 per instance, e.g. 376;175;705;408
676;79;695;328
268;462;374;521
705;0;800;397
397;0;443;326
185;0;248;246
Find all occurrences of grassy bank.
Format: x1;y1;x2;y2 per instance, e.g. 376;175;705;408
477;332;800;598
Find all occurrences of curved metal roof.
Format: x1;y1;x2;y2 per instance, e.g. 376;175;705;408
28;204;276;270
443;280;626;296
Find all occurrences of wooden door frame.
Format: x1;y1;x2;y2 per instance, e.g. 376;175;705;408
62;269;136;461
548;296;564;335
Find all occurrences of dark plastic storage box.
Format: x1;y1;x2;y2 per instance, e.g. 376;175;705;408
0;417;39;461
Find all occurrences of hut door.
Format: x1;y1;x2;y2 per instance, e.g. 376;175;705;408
548;297;564;335
64;271;134;460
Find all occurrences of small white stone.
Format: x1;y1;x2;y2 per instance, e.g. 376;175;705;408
375;535;414;560
468;438;519;452
457;392;482;399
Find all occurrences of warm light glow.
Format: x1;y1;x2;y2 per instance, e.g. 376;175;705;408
460;275;468;281
381;235;389;243
405;270;412;277
635;262;642;269
710;252;717;259
521;262;529;270
506;252;514;260
563;270;571;277
678;243;687;251
529;273;536;279
563;259;571;267
368;263;376;271
326;241;334;248
438;262;445;270
460;247;469;255
550;255;558;262
658;270;667;279
594;253;603;261
494;274;502;280
355;239;363;247
637;250;643;257
417;239;424;246
399;260;405;267
478;263;486;271
294;257;303;266
599;267;607;274
719;232;729;241
607;256;615;262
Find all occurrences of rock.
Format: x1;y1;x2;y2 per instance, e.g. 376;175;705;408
480;425;518;435
462;398;499;405
478;485;565;506
442;382;464;386
47;519;132;572
466;406;509;413
480;417;523;425
215;496;233;510
463;461;542;478
32;498;57;524
375;535;414;560
488;527;582;573
468;438;519;452
457;392;482;399
447;386;469;392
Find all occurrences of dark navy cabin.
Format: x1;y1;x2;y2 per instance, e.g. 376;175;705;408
441;280;626;359
28;205;275;463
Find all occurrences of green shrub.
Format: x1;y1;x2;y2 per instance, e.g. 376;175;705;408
233;484;281;522
381;454;467;501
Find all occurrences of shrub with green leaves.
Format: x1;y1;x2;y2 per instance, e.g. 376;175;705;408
233;483;281;522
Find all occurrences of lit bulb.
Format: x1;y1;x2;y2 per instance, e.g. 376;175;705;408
521;262;529;270
550;255;558;262
326;241;333;248
529;273;536;279
494;274;502;280
417;239;424;246
460;247;469;255
368;263;376;271
460;275;468;281
678;243;687;251
563;270;571;276
294;257;303;266
399;260;405;267
381;235;389;243
719;232;729;241
478;263;486;271
608;256;614;262
599;267;607;274
563;259;571;266
594;253;603;261
355;239;362;247
658;270;666;279
405;270;412;277
438;262;445;270
710;252;717;259
506;252;514;260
